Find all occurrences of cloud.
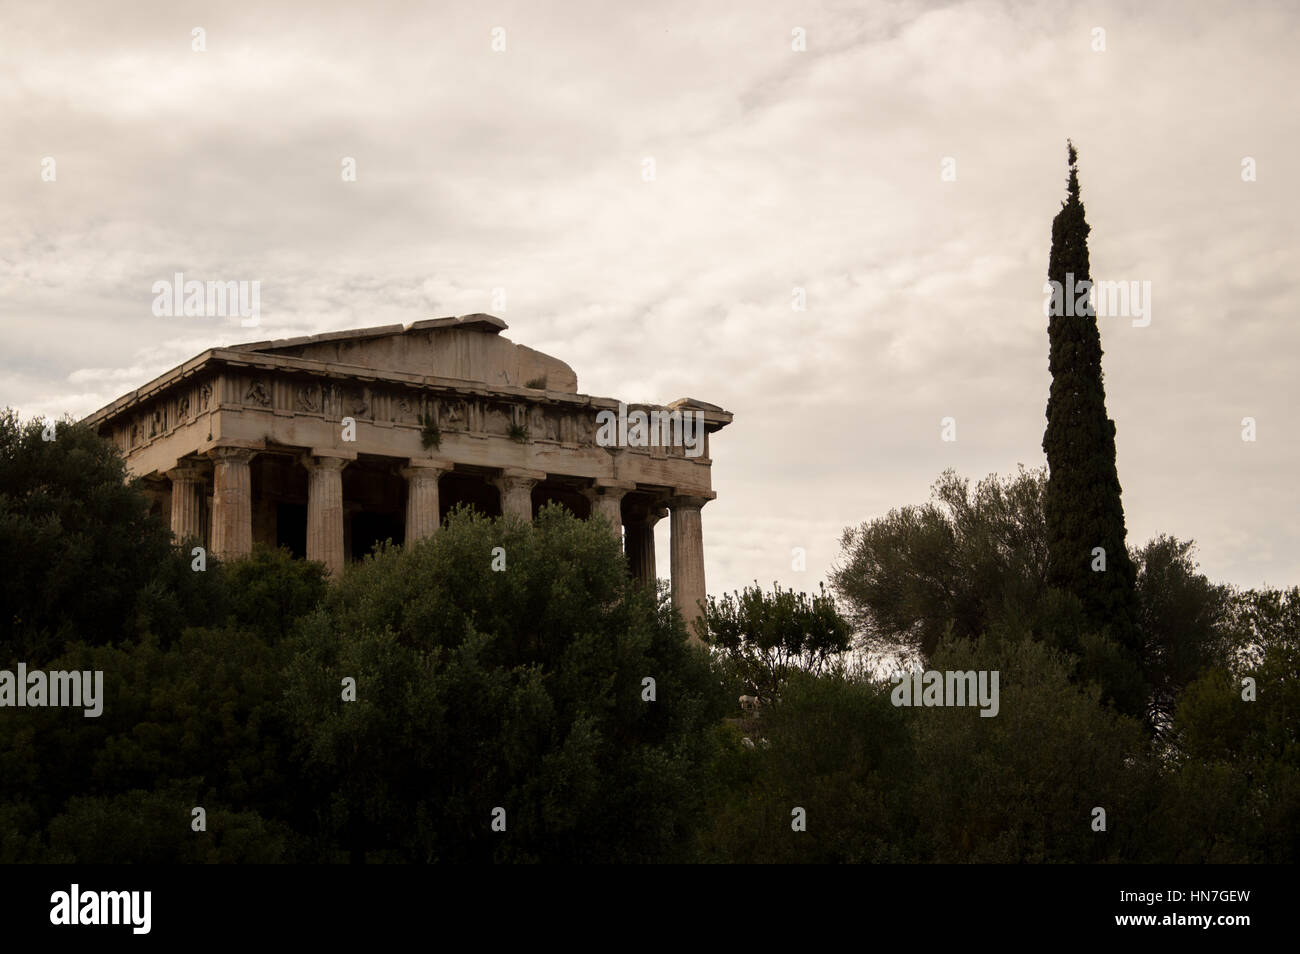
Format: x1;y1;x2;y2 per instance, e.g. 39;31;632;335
2;0;1296;593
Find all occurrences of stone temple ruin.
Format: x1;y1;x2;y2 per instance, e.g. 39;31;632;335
82;315;732;640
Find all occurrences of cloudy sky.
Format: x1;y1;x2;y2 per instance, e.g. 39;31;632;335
3;0;1297;597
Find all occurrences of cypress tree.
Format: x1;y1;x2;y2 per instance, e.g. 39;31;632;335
1042;142;1143;698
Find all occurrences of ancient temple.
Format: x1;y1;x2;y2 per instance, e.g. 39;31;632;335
82;315;731;640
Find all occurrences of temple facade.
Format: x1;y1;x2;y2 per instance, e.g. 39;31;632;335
82;315;731;640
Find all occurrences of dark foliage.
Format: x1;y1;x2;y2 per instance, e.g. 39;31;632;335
1041;143;1143;716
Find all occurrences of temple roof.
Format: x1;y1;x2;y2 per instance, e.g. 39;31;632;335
226;314;577;393
81;315;733;434
231;313;508;353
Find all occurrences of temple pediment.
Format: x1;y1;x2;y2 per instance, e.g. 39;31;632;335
233;315;579;393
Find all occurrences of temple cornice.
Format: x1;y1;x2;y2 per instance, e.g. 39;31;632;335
84;347;734;433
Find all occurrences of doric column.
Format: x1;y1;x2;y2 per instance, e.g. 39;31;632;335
401;458;453;543
495;468;545;522
587;479;634;539
166;462;207;545
208;446;254;562
669;494;712;644
303;454;350;577
625;504;667;588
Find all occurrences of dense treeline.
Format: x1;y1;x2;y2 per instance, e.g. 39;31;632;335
1;412;1296;862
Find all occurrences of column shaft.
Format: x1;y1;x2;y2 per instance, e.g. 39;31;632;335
167;464;206;545
669;495;710;644
305;455;349;577
402;460;452;543
595;493;622;529
209;448;254;561
588;480;633;541
626;506;666;587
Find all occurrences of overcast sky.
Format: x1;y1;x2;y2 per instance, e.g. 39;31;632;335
3;0;1297;597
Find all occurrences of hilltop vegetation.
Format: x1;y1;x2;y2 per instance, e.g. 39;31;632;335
1;412;1295;862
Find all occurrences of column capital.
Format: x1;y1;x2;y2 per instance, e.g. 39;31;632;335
207;445;256;464
401;458;454;481
166;461;208;483
624;500;668;527
495;467;545;490
667;491;714;511
584;479;635;504
301;452;351;473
